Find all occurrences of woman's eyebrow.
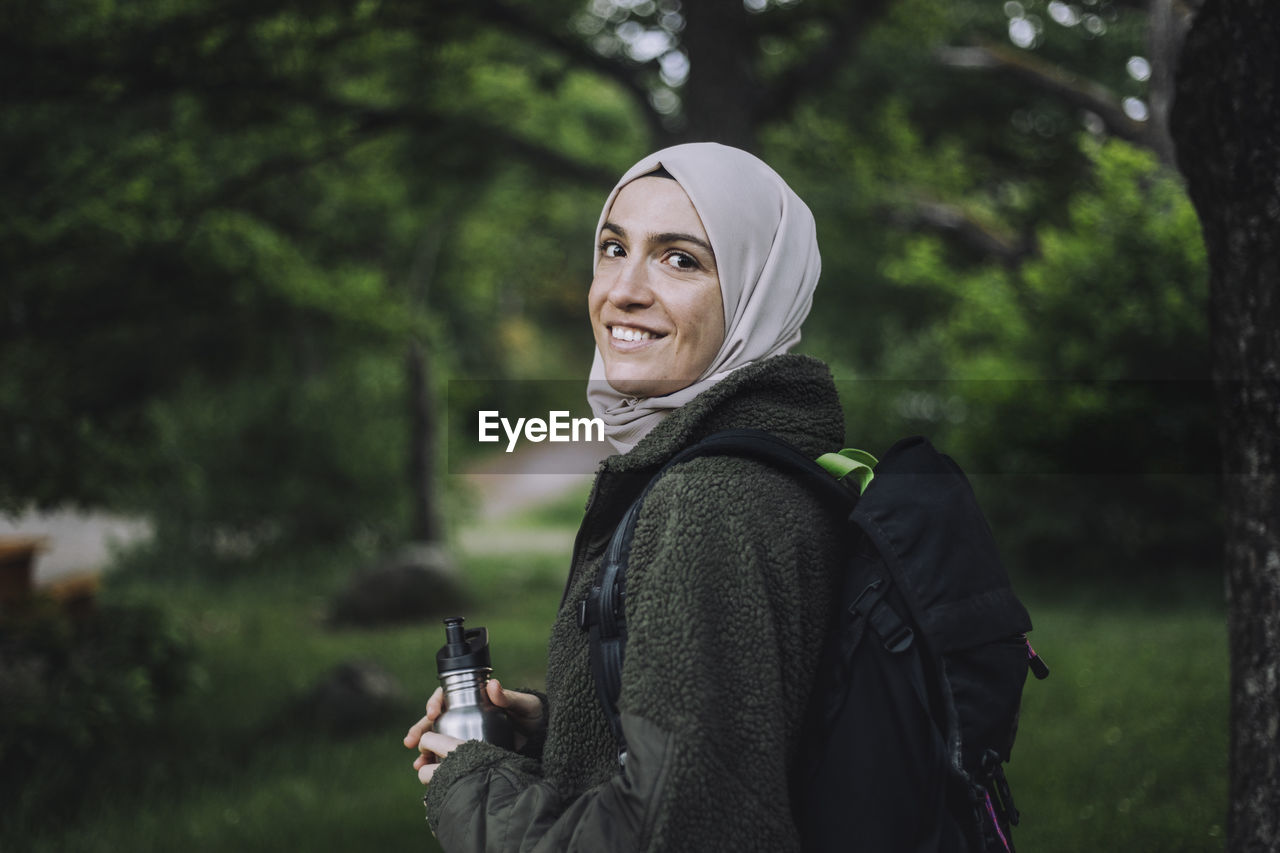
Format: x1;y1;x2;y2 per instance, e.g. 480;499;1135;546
600;222;714;257
654;232;713;254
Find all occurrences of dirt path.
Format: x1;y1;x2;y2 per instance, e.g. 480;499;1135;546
0;509;153;585
460;439;608;521
3;442;611;583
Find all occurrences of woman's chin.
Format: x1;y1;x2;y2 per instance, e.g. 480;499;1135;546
606;373;694;398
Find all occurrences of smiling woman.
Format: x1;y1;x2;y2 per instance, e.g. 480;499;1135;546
405;143;845;853
585;145;822;455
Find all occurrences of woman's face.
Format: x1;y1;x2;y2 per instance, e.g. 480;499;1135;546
589;176;725;398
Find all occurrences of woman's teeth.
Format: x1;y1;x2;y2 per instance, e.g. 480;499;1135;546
612;326;655;342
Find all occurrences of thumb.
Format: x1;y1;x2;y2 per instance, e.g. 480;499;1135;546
487;677;511;708
487;678;541;719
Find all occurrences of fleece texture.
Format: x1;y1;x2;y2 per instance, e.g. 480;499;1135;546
424;354;847;852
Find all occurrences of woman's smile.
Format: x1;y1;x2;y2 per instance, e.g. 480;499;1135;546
608;323;663;347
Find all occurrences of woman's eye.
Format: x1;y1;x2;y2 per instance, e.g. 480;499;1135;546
665;251;698;270
599;241;625;258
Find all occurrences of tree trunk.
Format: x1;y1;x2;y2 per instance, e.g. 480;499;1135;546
674;0;759;149
1169;1;1280;848
407;337;443;544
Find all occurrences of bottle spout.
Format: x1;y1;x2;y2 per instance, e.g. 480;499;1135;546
443;616;469;656
437;616;492;677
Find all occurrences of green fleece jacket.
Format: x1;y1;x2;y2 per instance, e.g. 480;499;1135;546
424;354;847;852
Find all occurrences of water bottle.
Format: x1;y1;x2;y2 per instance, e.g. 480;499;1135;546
433;616;515;748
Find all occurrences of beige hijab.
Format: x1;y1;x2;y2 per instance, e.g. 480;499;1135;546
587;143;821;453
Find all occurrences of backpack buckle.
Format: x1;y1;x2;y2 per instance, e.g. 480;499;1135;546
849;578;882;611
981;749;1020;828
578;584;627;632
577;586;601;630
882;623;915;654
849;578;914;654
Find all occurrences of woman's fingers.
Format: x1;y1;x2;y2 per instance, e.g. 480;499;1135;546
403;714;429;748
419;730;462;758
405;688;463;785
402;687;444;748
487;678;542;720
414;730;463;785
486;679;541;750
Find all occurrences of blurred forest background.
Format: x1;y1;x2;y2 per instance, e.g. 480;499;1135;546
2;0;1230;850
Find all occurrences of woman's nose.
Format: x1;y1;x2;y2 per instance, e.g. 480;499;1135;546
605;257;654;309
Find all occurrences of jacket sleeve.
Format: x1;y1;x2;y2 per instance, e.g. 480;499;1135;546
424;712;676;852
424;457;836;853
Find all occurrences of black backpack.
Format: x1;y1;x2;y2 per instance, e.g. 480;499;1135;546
577;429;1048;852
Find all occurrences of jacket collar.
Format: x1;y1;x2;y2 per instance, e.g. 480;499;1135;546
598;354;845;476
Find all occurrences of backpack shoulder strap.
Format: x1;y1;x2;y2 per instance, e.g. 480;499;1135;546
655;428;863;516
578;429;864;763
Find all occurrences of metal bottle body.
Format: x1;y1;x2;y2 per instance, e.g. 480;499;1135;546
435;666;516;749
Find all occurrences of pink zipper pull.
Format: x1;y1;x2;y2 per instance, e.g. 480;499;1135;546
1023;634;1049;680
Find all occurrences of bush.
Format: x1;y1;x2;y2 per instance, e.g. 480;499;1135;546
0;597;198;824
121;349;414;574
849;140;1217;579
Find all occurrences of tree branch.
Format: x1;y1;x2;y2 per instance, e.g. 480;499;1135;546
755;0;895;125
461;0;666;144
1144;0;1199;169
299;94;621;187
176;99;617;244
889;198;1034;266
937;41;1156;152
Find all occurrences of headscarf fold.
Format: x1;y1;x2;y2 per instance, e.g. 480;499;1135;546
587;143;821;453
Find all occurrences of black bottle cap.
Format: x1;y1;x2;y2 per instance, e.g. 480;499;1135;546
436;616;492;676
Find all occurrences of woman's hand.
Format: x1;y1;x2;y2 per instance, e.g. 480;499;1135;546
485;678;546;742
403;679;544;785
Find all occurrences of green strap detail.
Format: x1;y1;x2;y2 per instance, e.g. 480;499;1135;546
815;448;878;495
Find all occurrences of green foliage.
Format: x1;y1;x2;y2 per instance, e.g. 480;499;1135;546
1;2;419;510
765;14;1214;579
877;139;1207;379
0;596;199;826
1021;141;1208;380
124;350;412;567
840;140;1215;577
3;0;1213;583
1;522;567;850
1;0;644;548
784;0;1160;378
433;165;612;381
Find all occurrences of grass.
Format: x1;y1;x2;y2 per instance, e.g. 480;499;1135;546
4;530;569;853
3;501;1228;852
1011;585;1228;852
